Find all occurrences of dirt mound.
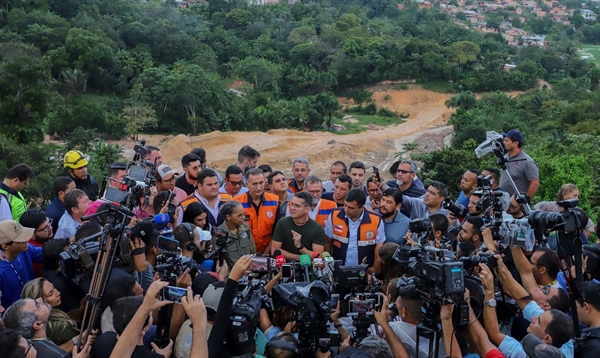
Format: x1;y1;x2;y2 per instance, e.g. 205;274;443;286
110;86;458;180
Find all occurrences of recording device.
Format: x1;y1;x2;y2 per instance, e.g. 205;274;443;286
330;293;340;309
249;256;270;273
372;166;380;181
282;264;293;278
443;198;468;219
157;235;179;253
229;277;271;352
274;250;286;269
529;199;587;234
333;263;368;294
349;299;373;314
163;286;187;303
204;227;234;271
154;234;199;286
313;256;324;280
300;254;312;281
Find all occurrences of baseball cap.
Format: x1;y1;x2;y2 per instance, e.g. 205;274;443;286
202;281;225;313
197;228;212;242
504;129;524;145
0;220;34;246
521;334;566;358
156;165;177;179
191;272;218;296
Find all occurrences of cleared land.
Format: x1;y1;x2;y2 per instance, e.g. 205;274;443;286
580;44;600;65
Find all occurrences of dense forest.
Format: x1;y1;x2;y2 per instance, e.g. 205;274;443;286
1;0;599;221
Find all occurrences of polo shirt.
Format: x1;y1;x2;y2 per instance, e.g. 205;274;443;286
401;196;449;220
383;210;410;244
499;150;539;197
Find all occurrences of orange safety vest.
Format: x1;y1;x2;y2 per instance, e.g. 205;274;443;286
330;208;381;266
314;199;337;228
234;192;279;253
287;178;303;194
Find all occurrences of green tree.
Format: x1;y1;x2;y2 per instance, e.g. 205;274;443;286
122;84;159;141
450;41;480;70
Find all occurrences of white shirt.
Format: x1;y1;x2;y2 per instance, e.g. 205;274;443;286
195;192;221;223
55;212;82;239
0;198;11;221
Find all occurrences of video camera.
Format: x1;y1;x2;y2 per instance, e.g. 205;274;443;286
443;198;468;219
154;234;199;286
529;199;587;234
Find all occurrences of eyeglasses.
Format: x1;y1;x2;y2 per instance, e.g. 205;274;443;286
163;176;176;183
396;169;413;174
530;260;544;268
367;189;380;194
36;219;53;233
23;339;33;358
272;178;286;184
540;285;551;301
228;180;244;187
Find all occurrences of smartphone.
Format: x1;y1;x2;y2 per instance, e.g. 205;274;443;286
249;256;269;273
372;166;380;181
164;286;187;303
157;236;179;253
282;264;292;278
330;293;340;309
349;299;374;313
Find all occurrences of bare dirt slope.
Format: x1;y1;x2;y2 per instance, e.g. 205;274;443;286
116;86;457;181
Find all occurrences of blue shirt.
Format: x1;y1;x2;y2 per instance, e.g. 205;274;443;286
383;210;410;245
456;191;470;207
0;244;43;307
45;197;66;233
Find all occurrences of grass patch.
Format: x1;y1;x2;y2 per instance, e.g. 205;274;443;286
331;114;405;134
580;44;600;66
420;82;457;93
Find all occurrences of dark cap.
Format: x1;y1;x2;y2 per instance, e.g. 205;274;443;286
521;334;566;358
505;129;524;145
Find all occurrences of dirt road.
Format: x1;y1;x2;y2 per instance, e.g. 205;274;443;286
121;86;456;181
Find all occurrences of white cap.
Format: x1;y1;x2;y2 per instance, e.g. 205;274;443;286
197;228;212;242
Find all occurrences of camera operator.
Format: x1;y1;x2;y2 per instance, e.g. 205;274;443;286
271;192;325;261
151;190;181;231
457;216;485;255
457;169;480;207
480;261;575;357
324;189;385;274
499;129;540;198
208;255;252;357
216;200;256;269
574;281;600;355
389;278;447;357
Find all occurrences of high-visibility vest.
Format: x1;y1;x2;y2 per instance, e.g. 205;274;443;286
314;199;337;228
234;192;279;253
330;208;381;267
0;188;27;222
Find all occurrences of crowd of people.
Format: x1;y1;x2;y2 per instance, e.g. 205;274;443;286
0;129;598;358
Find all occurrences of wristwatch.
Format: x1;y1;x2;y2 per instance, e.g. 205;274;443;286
296;245;304;250
483;299;497;307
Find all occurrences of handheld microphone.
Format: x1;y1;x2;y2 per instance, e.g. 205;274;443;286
313;257;324;280
300;254;312;281
148;213;170;225
274;249;286;269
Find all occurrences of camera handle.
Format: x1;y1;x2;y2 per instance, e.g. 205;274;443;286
153;299;174;349
557;229;584;358
415;324;441;358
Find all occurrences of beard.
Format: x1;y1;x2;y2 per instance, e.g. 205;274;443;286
380;208;395;219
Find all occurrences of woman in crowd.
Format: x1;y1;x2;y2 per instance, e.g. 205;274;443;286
182;202;209;231
216;201;256;269
20;277;79;353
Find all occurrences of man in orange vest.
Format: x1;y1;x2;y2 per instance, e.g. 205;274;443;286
286;175;336;228
324;189;386;275
181;168;232;227
234;168;280;254
288;157;310;194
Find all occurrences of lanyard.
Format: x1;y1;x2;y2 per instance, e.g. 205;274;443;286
0;250;25;286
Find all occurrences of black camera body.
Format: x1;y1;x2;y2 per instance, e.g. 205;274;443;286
529;199;586;234
443;198;468;218
154;253;198;286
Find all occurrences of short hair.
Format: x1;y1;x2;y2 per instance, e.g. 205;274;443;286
345;188;367;207
378;242;399;266
173;223;197;247
108;162;127;178
357;335;393;358
53;176;74;196
465;216;484;235
396;278;421;319
330;160;347;173
190;148;206;163
387;277;400;300
144;145;160;156
556;183;579;202
535;247;560;279
42;238;70;270
112;296;145;335
258;164;272;175
266;332;300;358
336;174;352;188
482;167;500;183
244;167;263;181
219;200;242;218
534;201;559;212
581;281;600;311
5;163;34;181
104;274;137;309
142;230;159;255
467;168;480;177
400;160;418;173
183;202;206;224
584;244;600;281
548;287;570;314
267;170;284;185
197;168;218;185
0;329;26;358
238;145;260;162
75;221;102;241
225;165;243;179
2;299;37;339
181;153;201;168
292;157;309;169
382;188;402;205
429;181;448;198
294;192;312;207
64;189;86;215
429;213;449;235
304;175;322;186
19;208;47;230
545;309;574;347
153;190;174;214
349;161;366;172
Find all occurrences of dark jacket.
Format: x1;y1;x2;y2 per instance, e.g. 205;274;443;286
71;175;100;201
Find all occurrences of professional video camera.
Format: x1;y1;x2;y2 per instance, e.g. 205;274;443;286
153;234;199;286
443;198;468;219
204;227;234;271
229;277;271;352
529;199;587;234
393;243;468;331
273;281;337;358
102;139;157;211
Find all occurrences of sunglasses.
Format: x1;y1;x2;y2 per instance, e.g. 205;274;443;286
396;169;413;174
